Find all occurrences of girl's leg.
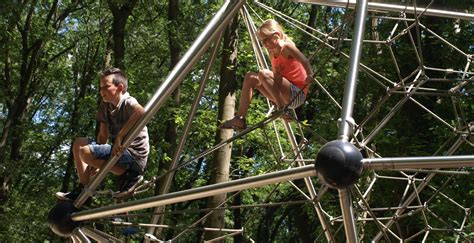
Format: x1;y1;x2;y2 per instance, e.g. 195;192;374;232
236;72;259;118
256;69;292;108
233;69;292;119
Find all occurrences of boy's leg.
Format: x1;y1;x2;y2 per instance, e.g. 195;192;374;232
114;154;144;197
73;137;92;185
79;144;126;177
55;137;91;201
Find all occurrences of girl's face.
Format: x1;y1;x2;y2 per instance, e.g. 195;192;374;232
99;75;122;105
259;32;280;50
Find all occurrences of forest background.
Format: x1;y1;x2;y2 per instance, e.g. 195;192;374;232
0;0;472;242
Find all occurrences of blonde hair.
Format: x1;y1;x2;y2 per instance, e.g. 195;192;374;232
257;19;288;41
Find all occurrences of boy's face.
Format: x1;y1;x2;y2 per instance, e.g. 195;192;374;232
99;75;122;104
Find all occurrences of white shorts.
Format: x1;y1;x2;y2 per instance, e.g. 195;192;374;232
288;84;306;109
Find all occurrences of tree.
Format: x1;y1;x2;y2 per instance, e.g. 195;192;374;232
107;0;139;69
204;13;240;242
0;1;83;236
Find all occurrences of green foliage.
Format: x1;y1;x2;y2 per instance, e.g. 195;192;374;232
0;0;472;242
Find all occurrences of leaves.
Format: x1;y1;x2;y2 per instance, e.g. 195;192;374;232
0;1;472;242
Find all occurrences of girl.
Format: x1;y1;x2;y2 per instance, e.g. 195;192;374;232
219;19;313;130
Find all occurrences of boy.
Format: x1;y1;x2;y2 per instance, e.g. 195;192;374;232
56;68;149;201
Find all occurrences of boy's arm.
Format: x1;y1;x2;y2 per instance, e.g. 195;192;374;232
97;122;108;144
112;104;146;156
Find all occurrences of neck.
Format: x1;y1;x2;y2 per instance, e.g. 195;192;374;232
111;93;123;107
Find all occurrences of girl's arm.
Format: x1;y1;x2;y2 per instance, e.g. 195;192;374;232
282;43;314;83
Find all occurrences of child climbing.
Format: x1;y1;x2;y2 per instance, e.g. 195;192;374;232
219;19;313;130
56;68;149;201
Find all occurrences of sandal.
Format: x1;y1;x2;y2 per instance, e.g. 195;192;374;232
219;116;247;130
281;113;294;122
280;109;295;122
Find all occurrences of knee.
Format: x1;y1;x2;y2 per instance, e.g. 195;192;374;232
73;137;89;154
73;137;88;149
244;72;259;86
257;69;272;81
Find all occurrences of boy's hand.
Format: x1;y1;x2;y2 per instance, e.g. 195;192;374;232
112;136;123;156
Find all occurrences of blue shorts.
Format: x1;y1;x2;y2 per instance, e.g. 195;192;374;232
88;140;141;173
288;84;306;109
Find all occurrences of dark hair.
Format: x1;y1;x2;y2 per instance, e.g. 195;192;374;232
100;68;128;93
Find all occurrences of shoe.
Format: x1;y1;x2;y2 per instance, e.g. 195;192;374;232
280;109;295;122
281;113;293;122
114;170;143;198
218;116;247;130
55;184;84;201
55;184;93;206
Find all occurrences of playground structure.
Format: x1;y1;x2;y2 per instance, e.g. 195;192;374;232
48;0;474;242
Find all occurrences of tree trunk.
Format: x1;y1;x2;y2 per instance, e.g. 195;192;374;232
61;42;100;192
107;0;138;70
204;14;239;242
154;0;182;237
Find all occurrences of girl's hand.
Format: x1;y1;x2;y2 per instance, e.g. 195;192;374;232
305;76;313;84
274;64;282;75
112;136;123;156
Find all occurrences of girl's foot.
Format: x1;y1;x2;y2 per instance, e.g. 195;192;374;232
219;116;247;130
281;109;295;122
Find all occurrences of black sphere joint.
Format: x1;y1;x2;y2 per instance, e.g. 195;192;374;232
315;140;363;189
48;201;80;237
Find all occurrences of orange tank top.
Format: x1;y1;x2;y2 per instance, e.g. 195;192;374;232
271;54;308;95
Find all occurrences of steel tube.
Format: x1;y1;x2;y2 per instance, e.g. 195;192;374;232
82;227;123;242
363;155;474;170
335;0;369;242
337;0;367;141
147;28;224;237
73;228;90;243
295;0;474;20
74;0;245;208
72;165;317;221
373;137;465;241
242;7;335;242
283;122;335;242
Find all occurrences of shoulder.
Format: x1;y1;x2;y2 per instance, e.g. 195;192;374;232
281;41;298;58
124;96;139;106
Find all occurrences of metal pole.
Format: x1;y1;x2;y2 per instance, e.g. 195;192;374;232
339;188;358;242
335;0;368;242
283;122;335;242
71;165;317;221
295;0;474;21
146;29;224;238
81;227;123;242
73;228;90;243
73;0;246;208
337;0;368;141
372;136;465;241
241;7;335;242
363;155;474;170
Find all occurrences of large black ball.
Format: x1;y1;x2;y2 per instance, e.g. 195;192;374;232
315;140;363;189
48;201;80;237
